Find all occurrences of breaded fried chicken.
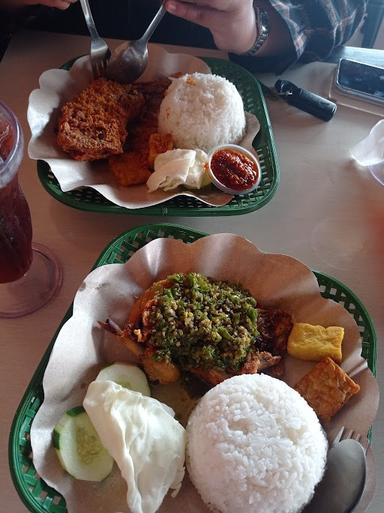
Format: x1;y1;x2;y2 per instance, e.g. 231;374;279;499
57;78;145;161
108;78;172;186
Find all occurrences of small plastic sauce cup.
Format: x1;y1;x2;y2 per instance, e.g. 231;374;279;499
208;144;261;195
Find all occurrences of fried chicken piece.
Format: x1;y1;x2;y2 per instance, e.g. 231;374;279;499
109;132;174;186
108;152;151;186
134;78;171;114
57;78;144;160
265;359;285;378
257;308;293;355
189;367;230;386
100;317;180;384
190;351;282;387
106;79;172;185
142;348;181;384
240;350;282;375
189;350;283;387
128;279;172;328
295;357;360;422
148;133;173;168
128;79;171;152
104;276;293;387
99;318;143;359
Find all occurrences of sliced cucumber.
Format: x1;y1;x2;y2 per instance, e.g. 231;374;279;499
95;362;151;396
53;406;113;481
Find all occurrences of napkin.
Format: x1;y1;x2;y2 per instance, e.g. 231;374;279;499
351;119;384;185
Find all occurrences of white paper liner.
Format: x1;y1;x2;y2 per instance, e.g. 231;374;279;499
27;46;261;209
30;234;379;513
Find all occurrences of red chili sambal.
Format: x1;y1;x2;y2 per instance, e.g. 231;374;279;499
210;148;259;191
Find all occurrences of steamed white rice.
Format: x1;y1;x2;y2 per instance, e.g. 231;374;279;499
158;73;246;151
186;374;328;513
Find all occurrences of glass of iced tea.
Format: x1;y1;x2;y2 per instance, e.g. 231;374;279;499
0;101;62;318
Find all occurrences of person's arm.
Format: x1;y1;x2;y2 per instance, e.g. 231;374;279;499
0;0;76;58
0;0;75;9
163;0;292;56
164;0;368;71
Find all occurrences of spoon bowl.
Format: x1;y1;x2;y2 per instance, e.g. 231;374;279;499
303;439;366;513
106;4;166;83
106;42;148;84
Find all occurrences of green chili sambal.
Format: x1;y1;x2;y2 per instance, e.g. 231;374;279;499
136;272;260;372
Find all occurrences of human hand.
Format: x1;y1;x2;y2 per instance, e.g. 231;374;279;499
3;0;76;9
163;0;256;54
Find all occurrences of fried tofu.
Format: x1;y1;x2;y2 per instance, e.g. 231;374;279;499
108;152;151;186
57;78;144;160
294;357;360;422
288;323;344;362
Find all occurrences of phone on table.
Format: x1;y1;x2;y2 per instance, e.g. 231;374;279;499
335;58;384;106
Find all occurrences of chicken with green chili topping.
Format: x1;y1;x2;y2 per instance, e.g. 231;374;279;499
103;272;293;386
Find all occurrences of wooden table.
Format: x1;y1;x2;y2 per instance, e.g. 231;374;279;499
1;29;383;513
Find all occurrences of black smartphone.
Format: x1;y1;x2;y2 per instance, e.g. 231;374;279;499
335;58;384;105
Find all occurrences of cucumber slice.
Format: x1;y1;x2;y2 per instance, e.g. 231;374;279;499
95;363;151;396
53;406;113;481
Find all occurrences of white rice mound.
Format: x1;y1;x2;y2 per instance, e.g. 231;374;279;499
158;73;246;152
186;374;328;513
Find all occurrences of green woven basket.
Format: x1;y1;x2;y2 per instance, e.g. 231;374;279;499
37;58;280;216
9;224;377;513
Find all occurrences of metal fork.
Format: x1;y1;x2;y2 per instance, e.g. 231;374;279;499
332;426;368;451
79;0;111;78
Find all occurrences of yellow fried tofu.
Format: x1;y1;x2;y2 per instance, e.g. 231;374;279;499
294;357;360;422
287;323;344;362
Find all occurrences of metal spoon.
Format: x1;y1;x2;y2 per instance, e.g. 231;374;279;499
303;439;366;513
106;3;166;83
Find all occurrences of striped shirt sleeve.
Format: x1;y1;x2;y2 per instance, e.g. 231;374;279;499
269;0;368;63
231;0;367;72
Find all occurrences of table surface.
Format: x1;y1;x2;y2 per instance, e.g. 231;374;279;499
0;29;383;513
331;45;384;66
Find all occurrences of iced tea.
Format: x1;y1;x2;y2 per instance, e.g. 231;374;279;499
0;105;33;283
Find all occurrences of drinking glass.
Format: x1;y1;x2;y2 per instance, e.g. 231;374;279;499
0;101;62;318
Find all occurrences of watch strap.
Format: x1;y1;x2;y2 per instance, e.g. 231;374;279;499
245;6;270;56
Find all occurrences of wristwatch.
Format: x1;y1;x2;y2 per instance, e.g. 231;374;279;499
245;5;270;56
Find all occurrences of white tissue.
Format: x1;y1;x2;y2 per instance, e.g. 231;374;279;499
351;119;384;166
351;119;384;185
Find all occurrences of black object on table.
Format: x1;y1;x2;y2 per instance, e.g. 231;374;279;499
274;79;337;121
